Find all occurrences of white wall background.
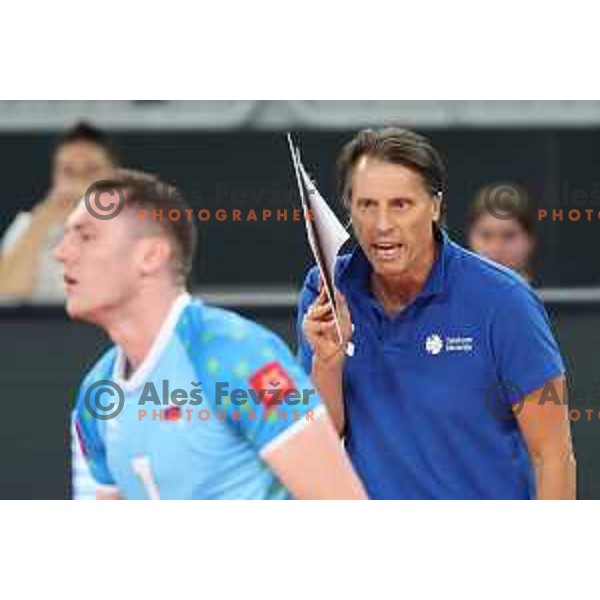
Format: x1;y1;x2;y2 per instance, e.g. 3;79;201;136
2;100;600;130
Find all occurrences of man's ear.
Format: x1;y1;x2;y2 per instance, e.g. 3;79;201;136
432;192;443;223
138;236;173;277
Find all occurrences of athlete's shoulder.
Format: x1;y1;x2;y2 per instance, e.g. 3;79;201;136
79;346;118;389
202;304;281;349
179;299;283;355
73;346;118;428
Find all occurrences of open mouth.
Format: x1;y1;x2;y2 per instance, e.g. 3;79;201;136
64;275;78;287
372;243;403;261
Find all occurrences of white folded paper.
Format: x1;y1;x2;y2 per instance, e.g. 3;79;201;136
287;134;350;344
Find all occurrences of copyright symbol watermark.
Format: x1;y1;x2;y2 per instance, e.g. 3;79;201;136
484;380;525;421
84;181;125;220
483;184;527;221
84;380;125;421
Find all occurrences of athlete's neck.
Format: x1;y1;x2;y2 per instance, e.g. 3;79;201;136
103;286;186;372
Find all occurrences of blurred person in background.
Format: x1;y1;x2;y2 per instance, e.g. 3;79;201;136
467;182;536;284
0;122;117;301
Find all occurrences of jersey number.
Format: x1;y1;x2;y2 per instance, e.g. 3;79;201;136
131;455;160;500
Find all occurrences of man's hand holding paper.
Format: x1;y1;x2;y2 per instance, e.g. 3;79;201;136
302;283;353;366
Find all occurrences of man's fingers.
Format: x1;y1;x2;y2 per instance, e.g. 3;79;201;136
306;285;351;340
308;287;337;316
333;291;351;324
308;302;334;320
316;284;327;305
304;314;338;337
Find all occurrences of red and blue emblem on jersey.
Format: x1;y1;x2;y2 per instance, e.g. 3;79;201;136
248;361;296;412
164;405;181;421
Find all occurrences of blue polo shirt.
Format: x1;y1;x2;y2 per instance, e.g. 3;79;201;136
296;229;565;499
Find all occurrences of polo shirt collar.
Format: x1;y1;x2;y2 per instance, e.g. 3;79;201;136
338;227;451;302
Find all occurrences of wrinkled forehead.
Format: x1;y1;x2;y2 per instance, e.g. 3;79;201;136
351;156;430;198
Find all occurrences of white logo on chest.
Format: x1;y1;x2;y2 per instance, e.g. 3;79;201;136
425;333;474;355
425;334;444;355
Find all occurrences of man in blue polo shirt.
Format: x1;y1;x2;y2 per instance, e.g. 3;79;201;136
297;127;575;499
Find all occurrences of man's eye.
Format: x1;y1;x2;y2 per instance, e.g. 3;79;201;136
391;199;410;209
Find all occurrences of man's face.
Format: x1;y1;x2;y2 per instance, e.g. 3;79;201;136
349;157;440;279
52;141;114;200
468;213;533;274
52;198;149;322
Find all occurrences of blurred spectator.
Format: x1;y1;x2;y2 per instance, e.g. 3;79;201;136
0;123;117;302
467;182;536;284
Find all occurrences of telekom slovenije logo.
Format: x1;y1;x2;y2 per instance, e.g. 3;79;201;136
425;334;444;355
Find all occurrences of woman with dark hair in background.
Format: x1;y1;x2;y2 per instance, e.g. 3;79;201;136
467;182;536;284
0;122;117;301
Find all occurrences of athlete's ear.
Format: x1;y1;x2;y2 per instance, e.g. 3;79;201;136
138;236;173;277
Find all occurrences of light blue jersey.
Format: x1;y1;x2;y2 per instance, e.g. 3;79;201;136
73;294;323;499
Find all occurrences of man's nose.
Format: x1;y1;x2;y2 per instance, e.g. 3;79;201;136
374;207;394;234
53;236;68;263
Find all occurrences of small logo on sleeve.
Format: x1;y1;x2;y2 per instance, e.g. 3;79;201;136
248;362;296;411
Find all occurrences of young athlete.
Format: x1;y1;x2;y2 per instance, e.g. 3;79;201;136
56;169;366;500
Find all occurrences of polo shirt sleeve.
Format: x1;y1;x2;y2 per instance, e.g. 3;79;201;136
489;283;565;402
296;266;320;374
